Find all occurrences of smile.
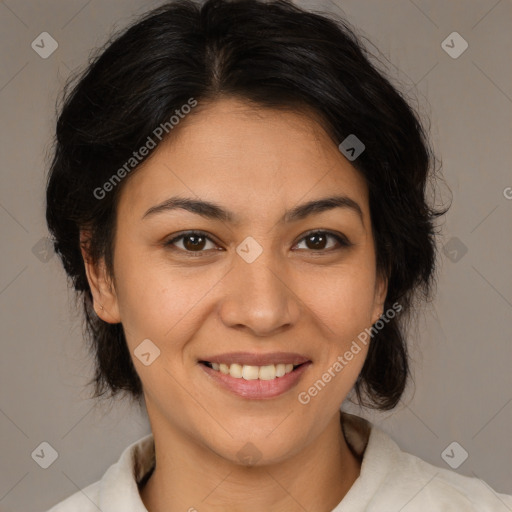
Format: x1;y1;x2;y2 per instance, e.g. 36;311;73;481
201;361;301;380
199;358;312;399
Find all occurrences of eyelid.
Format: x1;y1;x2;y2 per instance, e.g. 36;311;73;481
164;229;352;255
164;230;221;254
293;229;352;250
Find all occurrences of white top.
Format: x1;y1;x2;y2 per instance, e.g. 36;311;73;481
46;413;512;511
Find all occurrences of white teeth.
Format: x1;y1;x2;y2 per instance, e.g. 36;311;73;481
242;365;259;380
258;365;276;380
275;363;286;377
230;363;243;378
207;362;299;380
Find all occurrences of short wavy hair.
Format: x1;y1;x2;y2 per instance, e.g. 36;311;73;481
46;0;448;410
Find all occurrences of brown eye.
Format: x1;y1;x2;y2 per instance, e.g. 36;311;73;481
305;232;329;250
294;230;351;252
164;231;218;253
182;233;207;251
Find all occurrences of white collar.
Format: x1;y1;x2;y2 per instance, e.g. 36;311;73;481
95;412;380;511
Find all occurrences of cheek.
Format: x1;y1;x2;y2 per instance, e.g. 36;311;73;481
112;251;219;347
302;262;378;338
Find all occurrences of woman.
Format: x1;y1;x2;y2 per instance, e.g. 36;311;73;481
45;0;512;510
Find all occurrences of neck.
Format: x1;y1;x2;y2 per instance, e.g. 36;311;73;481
140;410;361;512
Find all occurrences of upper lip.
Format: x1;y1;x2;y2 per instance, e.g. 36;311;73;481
200;352;311;366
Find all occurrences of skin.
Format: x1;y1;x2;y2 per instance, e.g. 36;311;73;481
82;97;387;512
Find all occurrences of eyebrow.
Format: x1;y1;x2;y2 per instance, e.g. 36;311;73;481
142;195;364;225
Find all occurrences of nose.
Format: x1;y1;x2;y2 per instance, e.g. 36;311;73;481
218;248;302;337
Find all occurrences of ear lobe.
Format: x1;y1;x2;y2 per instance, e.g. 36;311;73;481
80;230;121;324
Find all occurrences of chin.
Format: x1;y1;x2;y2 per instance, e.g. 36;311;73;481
204;428;305;468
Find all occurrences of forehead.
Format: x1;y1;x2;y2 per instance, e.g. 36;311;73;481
117;97;370;222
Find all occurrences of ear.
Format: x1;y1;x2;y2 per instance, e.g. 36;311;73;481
371;267;389;325
80;230;121;324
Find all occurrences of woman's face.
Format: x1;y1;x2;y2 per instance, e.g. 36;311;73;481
91;97;387;464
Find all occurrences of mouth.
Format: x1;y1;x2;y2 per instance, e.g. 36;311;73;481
199;361;307;380
198;352;312;399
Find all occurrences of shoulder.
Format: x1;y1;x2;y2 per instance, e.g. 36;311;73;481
44;433;155;512
368;426;512;511
45;481;100;512
339;413;512;511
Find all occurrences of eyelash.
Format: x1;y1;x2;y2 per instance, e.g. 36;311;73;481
163;230;352;257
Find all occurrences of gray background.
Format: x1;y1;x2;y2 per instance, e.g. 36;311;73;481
0;1;511;510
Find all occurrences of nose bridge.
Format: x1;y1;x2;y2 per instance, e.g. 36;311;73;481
219;240;300;335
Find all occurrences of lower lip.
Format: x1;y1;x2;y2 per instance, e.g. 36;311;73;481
199;362;312;399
